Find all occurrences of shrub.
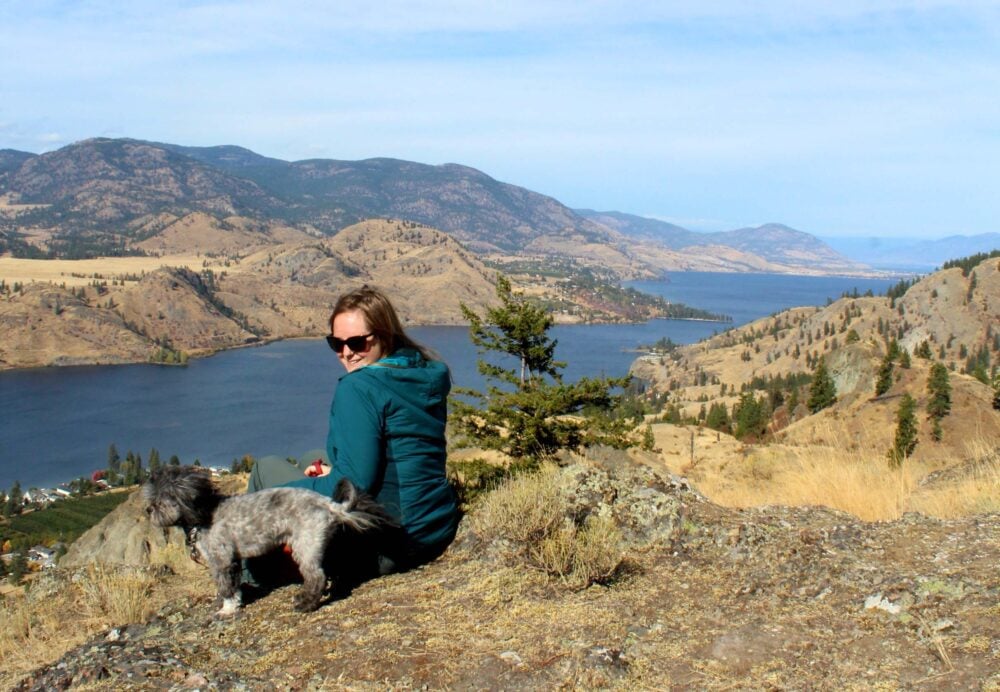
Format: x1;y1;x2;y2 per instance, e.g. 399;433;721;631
470;465;566;544
470;466;624;588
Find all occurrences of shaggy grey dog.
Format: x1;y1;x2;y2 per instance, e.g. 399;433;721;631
142;465;395;617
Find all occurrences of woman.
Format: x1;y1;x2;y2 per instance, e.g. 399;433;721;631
248;285;459;577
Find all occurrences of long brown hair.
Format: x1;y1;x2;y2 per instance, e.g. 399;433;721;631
330;285;435;360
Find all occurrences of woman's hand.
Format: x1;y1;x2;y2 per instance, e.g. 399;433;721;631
304;459;331;477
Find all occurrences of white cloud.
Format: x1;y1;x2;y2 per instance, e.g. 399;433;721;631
1;0;998;237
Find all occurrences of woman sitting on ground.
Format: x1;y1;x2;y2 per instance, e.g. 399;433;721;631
248;285;459;578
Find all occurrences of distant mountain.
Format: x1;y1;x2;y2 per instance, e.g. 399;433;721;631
0;149;35;177
578;210;868;275
0;137;873;276
823;233;1000;271
713;223;858;270
575;209;706;249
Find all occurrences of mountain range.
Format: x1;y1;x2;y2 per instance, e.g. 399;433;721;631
822;233;1000;271
0;137;877;277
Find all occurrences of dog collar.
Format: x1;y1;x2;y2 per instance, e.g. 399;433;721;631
186;526;205;564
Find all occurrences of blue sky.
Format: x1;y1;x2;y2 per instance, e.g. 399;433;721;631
2;1;998;239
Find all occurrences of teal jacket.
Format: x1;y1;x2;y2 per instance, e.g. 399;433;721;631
287;348;459;552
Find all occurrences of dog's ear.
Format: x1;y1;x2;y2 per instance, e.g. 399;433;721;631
333;477;357;506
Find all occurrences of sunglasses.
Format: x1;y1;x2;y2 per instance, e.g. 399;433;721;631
326;333;374;353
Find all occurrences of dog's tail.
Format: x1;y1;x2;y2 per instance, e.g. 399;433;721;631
331;478;400;532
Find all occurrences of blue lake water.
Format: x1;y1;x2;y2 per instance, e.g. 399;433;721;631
0;272;895;489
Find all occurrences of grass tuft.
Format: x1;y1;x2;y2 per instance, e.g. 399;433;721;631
471;466;624;588
76;564;158;625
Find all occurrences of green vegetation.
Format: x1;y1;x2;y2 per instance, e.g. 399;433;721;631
2;492;131;548
875;340;901;397
884;276;920;305
941;249;1000;276
732;391;770;440
451;274;639;470
888;393;918;467
150;345;189;365
926;362;952;441
807;357;837;413
637;336;680;353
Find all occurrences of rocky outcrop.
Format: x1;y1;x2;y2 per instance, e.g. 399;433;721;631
59;490;184;569
14;458;1000;690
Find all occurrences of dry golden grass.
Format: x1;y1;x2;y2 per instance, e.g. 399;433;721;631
0;254;248;289
76;564;159;624
0;559;206;686
907;440;1000;518
653;419;1000;522
702;443;923;521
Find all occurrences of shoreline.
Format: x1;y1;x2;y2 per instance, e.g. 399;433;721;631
0;314;734;374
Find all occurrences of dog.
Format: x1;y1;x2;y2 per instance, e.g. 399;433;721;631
142;465;396;617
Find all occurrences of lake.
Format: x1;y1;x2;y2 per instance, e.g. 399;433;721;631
0;272;895;489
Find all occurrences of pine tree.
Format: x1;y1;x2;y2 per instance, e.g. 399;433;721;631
148;448;161;473
452;274;637;468
4;481;23;516
875;352;895;396
926;362;952;441
888;393;918;466
108;443;121;473
807;358;837;413
732;391;770;440
8;550;27;586
704;402;731;433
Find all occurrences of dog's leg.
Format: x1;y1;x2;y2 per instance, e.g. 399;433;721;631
289;536;327;612
214;560;243;618
200;535;243;618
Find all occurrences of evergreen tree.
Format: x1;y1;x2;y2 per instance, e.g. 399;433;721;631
914;340;933;359
641;424;657;452
107;443;121;473
807;358;837;413
888;393;918;466
148;448;161;473
787;386;800;414
875;352;895;396
8;550;27;586
704;402;731;433
992;373;1000;411
899;350;912;369
452;274;637;468
4;481;23;516
732;391;770;440
169;454;181;466
926;362;952;441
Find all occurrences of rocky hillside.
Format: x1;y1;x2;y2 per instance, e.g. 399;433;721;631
0;138;874;277
0;220;504;369
1;216;726;370
8;457;999;689
632;256;1000;458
